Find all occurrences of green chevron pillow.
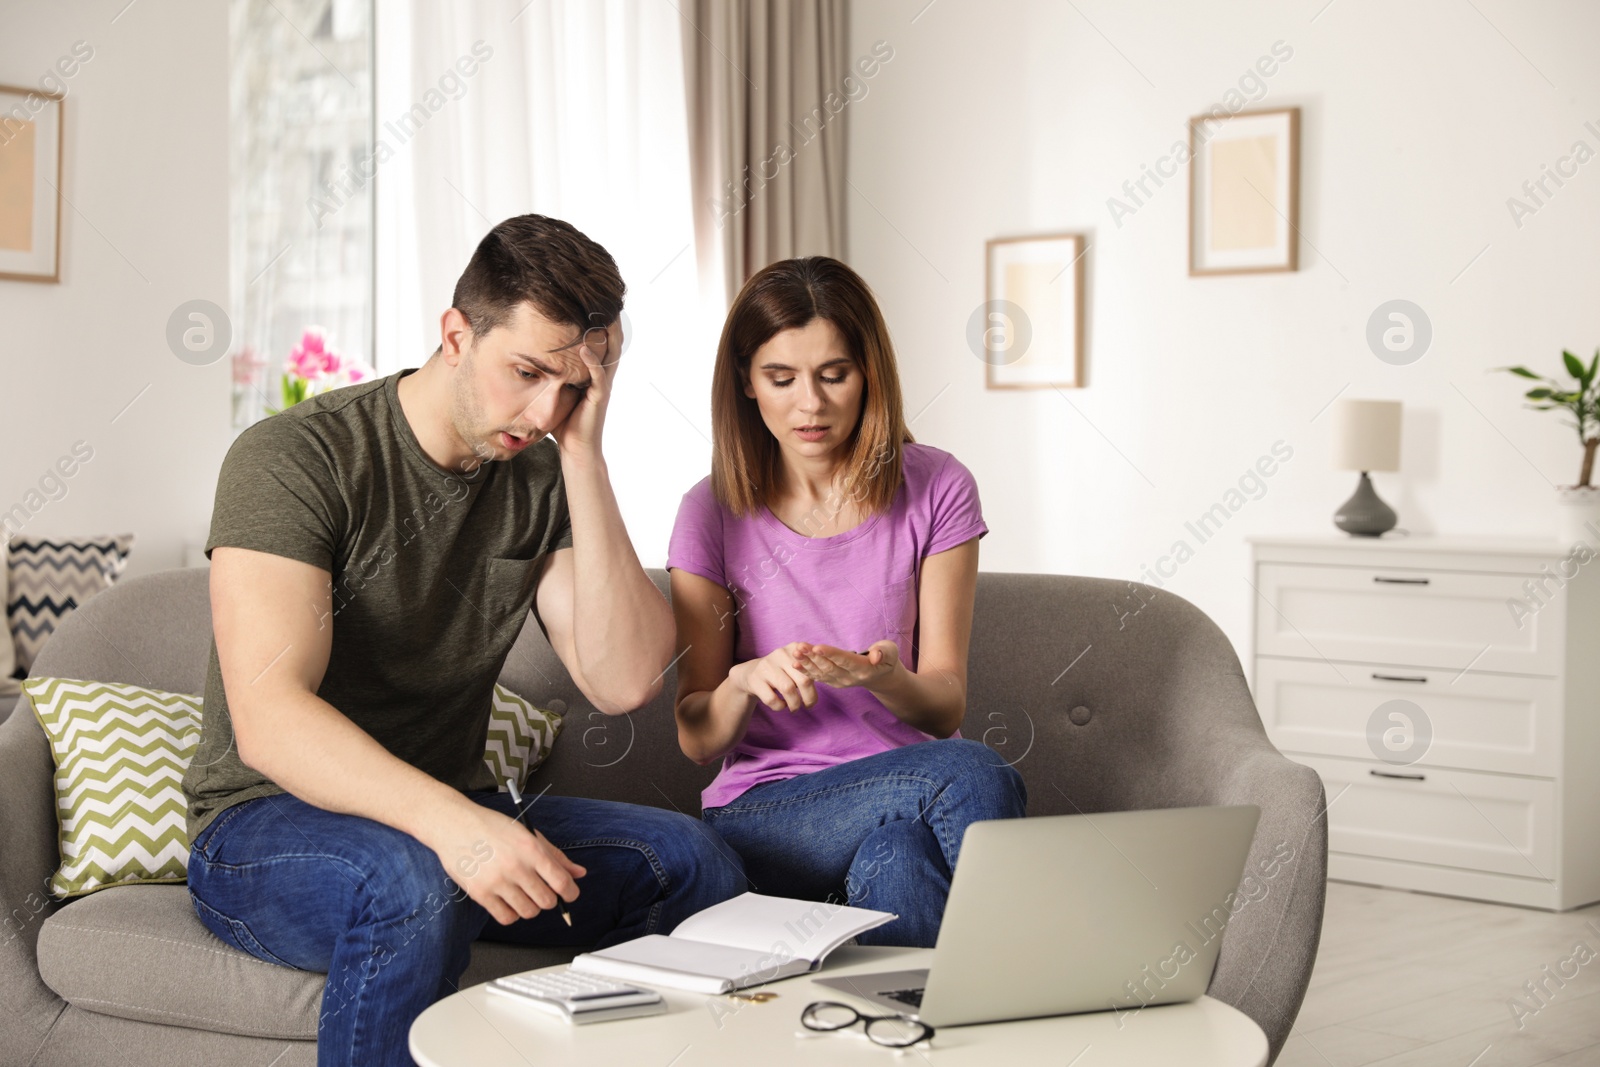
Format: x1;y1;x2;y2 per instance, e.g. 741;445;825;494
25;677;200;898
27;678;563;898
484;683;564;793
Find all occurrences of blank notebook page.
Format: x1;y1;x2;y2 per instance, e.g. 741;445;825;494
671;894;892;961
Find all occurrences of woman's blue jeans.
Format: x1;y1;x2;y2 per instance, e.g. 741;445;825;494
702;738;1027;948
187;788;745;1067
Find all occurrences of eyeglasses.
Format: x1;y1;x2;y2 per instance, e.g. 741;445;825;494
800;1001;934;1048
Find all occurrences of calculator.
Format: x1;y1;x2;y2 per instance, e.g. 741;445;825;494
487;968;667;1024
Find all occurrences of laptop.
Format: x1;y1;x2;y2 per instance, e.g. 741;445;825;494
814;804;1261;1027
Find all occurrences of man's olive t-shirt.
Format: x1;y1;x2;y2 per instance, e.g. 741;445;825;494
182;370;572;842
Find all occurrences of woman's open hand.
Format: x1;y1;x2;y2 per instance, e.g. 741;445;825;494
793;640;900;691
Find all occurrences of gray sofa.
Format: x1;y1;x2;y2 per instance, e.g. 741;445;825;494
0;567;1326;1066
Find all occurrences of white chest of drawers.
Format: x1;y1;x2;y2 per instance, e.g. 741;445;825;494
1248;535;1600;910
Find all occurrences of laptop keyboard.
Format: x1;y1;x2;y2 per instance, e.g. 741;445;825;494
883;987;925;1008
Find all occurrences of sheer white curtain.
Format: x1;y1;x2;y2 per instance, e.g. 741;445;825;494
375;0;722;565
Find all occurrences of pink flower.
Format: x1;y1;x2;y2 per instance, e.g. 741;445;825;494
284;327;373;390
231;346;267;386
288;328;337;379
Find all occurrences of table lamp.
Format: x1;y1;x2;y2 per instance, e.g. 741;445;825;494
1332;399;1402;536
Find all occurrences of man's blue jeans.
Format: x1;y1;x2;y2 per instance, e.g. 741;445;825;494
187;788;745;1067
702;738;1027;948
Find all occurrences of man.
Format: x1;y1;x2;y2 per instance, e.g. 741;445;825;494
181;214;743;1066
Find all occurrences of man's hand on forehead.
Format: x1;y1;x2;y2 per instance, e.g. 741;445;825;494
548;314;623;367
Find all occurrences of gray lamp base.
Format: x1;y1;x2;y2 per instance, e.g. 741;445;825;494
1334;472;1397;537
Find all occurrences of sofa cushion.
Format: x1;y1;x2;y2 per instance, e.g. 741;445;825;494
37;885;324;1040
36;884;581;1039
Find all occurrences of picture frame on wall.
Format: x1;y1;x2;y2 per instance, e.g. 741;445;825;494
1188;105;1299;276
981;232;1085;390
0;84;64;284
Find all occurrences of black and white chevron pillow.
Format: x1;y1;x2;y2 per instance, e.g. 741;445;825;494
7;535;135;675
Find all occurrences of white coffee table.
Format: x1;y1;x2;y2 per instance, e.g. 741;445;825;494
410;946;1269;1066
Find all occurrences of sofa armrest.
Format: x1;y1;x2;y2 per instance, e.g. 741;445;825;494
1075;633;1326;1067
0;693;70;1059
1202;743;1328;1067
1143;654;1327;1066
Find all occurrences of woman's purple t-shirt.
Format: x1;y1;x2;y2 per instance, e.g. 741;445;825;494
666;442;988;809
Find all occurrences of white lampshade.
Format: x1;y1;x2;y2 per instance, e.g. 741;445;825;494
1333;399;1402;473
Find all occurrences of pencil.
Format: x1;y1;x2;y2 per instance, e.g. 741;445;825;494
504;778;573;927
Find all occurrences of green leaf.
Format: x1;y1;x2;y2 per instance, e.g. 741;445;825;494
1563;350;1585;380
1526;388;1554;399
1502;366;1541;379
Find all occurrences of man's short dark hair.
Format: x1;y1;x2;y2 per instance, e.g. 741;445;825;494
451;214;626;344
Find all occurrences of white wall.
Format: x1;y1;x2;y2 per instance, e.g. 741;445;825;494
6;0;1599;655
847;0;1600;660
0;0;230;578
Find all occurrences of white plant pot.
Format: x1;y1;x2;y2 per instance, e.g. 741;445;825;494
1555;485;1600;547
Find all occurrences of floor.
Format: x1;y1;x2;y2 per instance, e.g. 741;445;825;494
1276;880;1600;1067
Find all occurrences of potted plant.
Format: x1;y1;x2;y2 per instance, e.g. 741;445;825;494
1500;348;1600;545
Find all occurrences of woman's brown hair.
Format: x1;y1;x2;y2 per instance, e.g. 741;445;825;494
711;256;913;519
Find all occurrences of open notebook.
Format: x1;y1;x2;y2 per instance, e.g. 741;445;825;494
570;893;896;994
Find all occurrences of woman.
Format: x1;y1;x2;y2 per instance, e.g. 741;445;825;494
666;257;1026;948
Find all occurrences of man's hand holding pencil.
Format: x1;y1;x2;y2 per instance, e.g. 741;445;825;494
507;778;575;927
421;780;586;927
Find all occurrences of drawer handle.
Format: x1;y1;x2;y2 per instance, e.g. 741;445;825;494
1372;576;1431;585
1369;769;1426;781
1372;673;1428;684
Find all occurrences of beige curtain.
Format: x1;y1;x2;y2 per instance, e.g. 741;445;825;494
681;0;849;306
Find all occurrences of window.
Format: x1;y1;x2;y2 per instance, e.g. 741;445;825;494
373;2;717;565
229;0;374;428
